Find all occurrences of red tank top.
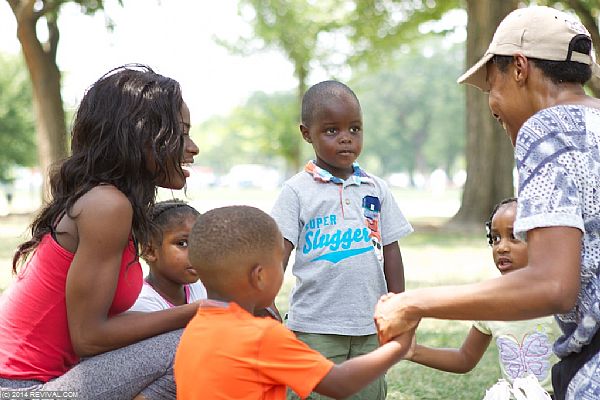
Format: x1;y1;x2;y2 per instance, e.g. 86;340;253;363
0;234;142;382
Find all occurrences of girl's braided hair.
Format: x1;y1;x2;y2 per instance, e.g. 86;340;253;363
149;199;200;246
485;197;517;246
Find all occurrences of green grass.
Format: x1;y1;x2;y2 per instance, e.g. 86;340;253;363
0;188;502;399
386;319;500;399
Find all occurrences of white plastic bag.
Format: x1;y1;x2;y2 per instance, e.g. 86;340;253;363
511;375;552;400
482;375;551;400
482;379;512;400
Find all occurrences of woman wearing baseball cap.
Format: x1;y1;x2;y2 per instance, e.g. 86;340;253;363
375;6;600;399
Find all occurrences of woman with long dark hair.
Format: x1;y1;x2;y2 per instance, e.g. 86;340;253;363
0;64;199;399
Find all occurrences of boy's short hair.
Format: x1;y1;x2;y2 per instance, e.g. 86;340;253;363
301;80;360;126
188;205;281;272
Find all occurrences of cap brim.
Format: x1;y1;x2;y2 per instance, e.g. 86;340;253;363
457;53;494;92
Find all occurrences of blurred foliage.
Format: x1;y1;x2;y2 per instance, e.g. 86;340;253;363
192;91;301;175
219;0;466;171
194;38;464;180
354;39;465;179
220;0;352;81
7;0;598;182
0;53;36;182
218;0;355;170
7;0;122;26
237;91;311;174
347;0;463;68
225;0;465;80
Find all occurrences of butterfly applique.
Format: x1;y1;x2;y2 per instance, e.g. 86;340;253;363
496;331;553;381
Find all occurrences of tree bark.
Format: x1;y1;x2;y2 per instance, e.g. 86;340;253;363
450;0;517;227
8;0;68;202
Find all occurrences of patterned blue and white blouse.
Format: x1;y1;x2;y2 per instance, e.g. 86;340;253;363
514;104;600;360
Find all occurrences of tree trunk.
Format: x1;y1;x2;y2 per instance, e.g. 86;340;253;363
450;0;517;228
9;0;68;202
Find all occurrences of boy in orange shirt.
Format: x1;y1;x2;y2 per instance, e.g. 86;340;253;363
174;205;412;399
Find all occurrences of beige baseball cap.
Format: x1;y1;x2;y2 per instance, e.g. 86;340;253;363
457;6;600;91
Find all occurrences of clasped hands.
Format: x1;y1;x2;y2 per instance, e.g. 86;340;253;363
374;292;421;353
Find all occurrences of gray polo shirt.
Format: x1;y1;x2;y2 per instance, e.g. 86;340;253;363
271;168;413;335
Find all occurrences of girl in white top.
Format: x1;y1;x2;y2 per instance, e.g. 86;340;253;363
405;199;559;396
130;200;206;312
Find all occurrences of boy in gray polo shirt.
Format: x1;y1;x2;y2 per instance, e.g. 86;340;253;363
271;80;413;400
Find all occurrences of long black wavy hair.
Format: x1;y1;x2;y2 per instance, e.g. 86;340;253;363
13;64;186;272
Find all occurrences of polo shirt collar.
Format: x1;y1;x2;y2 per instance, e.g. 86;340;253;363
304;160;373;185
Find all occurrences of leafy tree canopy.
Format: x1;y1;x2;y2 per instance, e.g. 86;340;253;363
195;38;465;182
354;39;465;178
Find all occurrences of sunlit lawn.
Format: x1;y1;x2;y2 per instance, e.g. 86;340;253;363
0;187;501;399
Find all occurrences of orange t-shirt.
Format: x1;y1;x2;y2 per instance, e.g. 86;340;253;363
175;301;334;400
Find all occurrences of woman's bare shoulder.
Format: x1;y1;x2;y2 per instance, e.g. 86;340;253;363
72;185;133;223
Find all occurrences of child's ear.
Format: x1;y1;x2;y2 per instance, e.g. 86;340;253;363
300;124;312;143
142;244;157;263
249;264;266;291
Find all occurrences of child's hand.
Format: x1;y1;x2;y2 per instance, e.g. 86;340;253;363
375;292;395;345
402;332;417;360
374;292;421;344
390;328;415;360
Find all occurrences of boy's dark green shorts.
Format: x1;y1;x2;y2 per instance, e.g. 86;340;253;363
287;332;387;400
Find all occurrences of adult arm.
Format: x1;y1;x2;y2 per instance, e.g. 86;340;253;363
66;186;197;357
375;226;582;343
383;242;405;293
407;326;492;373
313;330;413;399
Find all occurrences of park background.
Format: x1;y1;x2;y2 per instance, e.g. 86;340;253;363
2;0;600;399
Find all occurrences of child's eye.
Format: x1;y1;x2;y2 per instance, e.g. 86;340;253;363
350;126;361;134
491;234;501;245
178;240;188;248
325;128;337;135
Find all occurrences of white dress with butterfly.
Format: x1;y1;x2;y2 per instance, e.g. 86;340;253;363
474;317;561;395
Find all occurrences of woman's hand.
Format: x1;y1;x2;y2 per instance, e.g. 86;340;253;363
374;292;421;344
